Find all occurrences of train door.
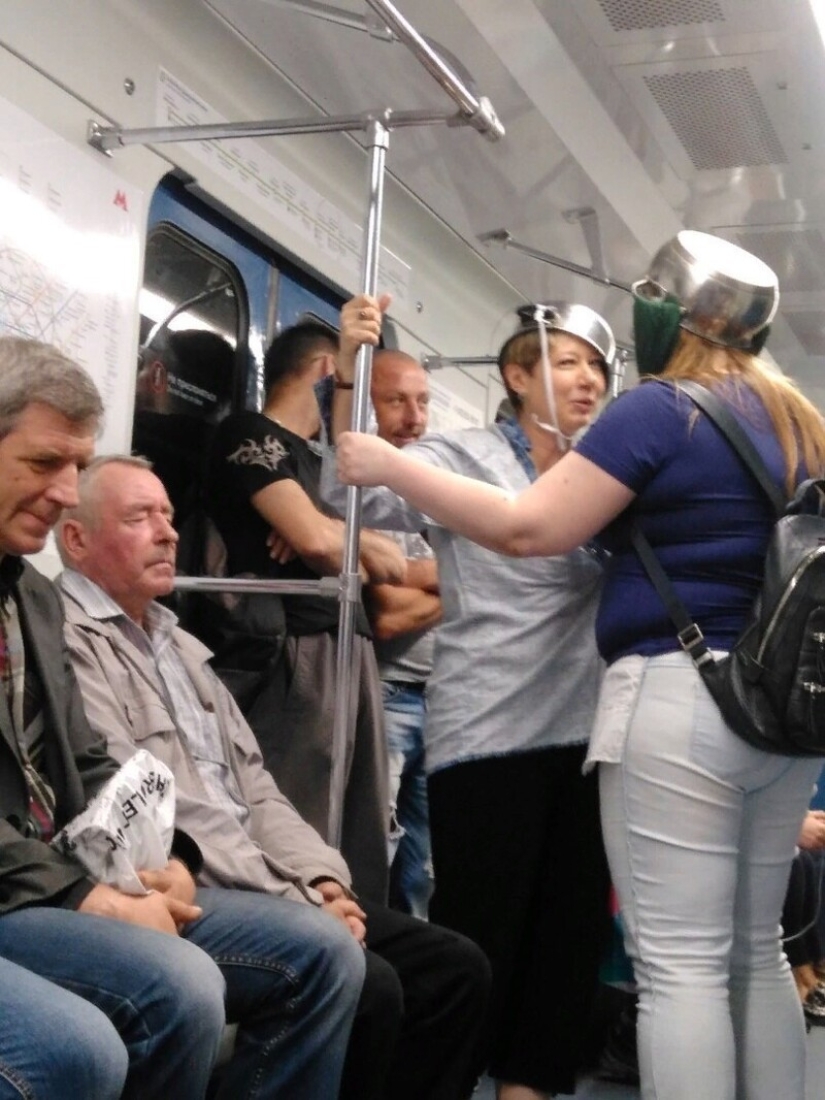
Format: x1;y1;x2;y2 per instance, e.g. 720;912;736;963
133;176;343;573
274;267;341;333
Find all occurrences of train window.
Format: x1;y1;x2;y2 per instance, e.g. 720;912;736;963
132;224;248;545
293;311;339;337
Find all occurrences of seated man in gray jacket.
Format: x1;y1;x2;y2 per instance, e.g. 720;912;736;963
57;453;490;1100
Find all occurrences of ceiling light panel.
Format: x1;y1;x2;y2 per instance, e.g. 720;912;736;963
645;66;786;170
596;0;724;32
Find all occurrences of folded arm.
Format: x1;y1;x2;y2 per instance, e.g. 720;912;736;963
367;557;441;640
252;479;405;583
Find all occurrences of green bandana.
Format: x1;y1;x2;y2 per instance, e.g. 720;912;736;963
633;296;683;376
748;325;771;356
633;296;772;374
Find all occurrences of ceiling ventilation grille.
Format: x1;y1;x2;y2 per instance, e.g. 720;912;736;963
596;0;724;32
645;68;787;169
784;312;825;358
734;229;825;294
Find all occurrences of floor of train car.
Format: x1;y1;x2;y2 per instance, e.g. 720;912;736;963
472;1024;825;1098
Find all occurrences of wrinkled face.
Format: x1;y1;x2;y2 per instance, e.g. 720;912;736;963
511;333;607;436
371;354;430;448
72;465;178;622
0;402;96;557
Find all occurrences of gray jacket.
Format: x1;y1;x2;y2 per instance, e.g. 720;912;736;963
60;582;351;905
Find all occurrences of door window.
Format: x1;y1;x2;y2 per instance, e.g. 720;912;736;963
133;224;246;541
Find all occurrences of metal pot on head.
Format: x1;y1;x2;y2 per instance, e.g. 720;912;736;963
631;229;779;351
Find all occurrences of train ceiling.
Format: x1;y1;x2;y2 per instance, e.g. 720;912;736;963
207;0;825;405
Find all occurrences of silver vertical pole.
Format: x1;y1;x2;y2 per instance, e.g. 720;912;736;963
328;118;389;847
612;348;628;399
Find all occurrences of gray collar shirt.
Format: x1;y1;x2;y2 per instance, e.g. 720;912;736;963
322;424;604;775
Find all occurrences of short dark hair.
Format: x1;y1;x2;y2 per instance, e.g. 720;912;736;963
263;322;338;398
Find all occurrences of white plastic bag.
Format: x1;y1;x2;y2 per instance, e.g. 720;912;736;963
52;750;176;895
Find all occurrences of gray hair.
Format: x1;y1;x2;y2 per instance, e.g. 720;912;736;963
57;454;154;562
0;337;103;441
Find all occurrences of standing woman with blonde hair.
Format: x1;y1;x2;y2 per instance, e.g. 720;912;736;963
337;231;825;1100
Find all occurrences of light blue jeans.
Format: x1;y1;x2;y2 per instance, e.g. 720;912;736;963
599;652;823;1100
185;887;365;1099
0;906;226;1100
382;681;434;919
0;954;128;1100
0;888;365;1100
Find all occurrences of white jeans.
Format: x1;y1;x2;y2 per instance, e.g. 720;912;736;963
598;652;823;1100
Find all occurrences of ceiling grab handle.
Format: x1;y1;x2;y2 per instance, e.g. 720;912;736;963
260;0;395;38
87;4;504;155
328;117;390;849
363;0;504;140
422;355;497;370
477;228;633;293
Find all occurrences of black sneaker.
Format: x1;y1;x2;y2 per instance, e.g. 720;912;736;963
597;1043;640;1086
803;986;825;1027
596;1001;639;1086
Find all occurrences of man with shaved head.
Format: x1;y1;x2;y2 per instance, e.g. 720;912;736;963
367;349;441;918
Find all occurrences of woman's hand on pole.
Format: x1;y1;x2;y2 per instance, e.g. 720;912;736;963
337;430;398;486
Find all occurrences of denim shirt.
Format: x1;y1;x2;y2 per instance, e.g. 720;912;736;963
321;424;604;774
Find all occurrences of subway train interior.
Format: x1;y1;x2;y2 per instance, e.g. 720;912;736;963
2;0;825;1095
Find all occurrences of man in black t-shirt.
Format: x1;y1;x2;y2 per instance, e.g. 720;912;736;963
206;322;404;903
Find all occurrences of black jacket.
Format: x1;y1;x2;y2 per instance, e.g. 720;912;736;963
0;562;204;913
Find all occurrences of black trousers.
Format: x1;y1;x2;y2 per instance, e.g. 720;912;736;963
428;746;611;1095
341;903;491;1100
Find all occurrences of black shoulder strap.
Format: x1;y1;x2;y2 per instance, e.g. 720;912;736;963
630;524;715;670
631;378;785;670
677;380;786;517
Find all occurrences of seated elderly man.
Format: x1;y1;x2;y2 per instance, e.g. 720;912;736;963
57;454;491;1100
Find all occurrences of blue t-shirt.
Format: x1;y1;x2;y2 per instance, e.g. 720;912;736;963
575;379;788;664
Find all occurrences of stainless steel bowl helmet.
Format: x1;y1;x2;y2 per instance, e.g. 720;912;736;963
515;302;616;377
632;230;779;351
504;302;615;451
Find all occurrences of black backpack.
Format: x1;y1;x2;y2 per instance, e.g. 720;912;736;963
632;379;825;757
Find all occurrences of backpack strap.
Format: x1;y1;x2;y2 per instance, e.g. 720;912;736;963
631;379;786;672
677;380;786;517
630;524;715;670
